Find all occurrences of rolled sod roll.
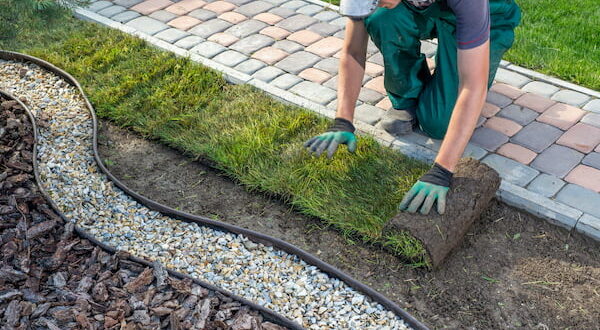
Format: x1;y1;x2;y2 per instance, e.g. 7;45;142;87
383;158;500;269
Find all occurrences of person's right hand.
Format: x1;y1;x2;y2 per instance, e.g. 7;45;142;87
304;118;357;159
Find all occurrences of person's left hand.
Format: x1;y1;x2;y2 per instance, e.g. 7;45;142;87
399;163;453;215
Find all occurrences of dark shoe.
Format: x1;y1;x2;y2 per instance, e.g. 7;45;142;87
377;108;417;136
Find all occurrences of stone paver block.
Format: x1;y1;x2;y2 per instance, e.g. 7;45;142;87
112;10;141;23
470;127;509;152
125;16;169;35
314;58;339;75
307;22;342;36
130;0;173;15
190;41;226;58
297;4;322;16
358;88;384;104
219;12;247;24
556;123;600;153
313;10;339;22
375;97;392;110
167;15;202;30
287;30;322;46
207;32;239;46
225;20;267;38
305;36;344;57
260;26;290;40
583;99;600;113
269;7;296;18
556;184;600;218
368;53;384;66
234;59;266;75
271;74;302;90
213;50;248;67
527;173;565;198
582;152;600;170
188;19;231;38
203;1;236;14
329;17;347;27
149;9;177;22
230;34;274;55
252;66;284;82
228;0;252;5
576;214;600;241
497;104;538;126
98;5;127;17
174;35;204;49
494;68;531;88
364;76;386;95
565;165;600;193
531;145;583;178
581;113;600;129
281;0;308;10
290;81;336;105
234;1;274;16
254;12;283;25
537;103;586;130
154;28;190;43
486;91;512;108
355;104;384;125
481;102;500;118
496;143;537;165
476;116;486;128
113;0;143;8
165;0;206;15
275;51;321;74
87;0;112;12
365;62;383;77
490;83;524;99
188;8;217;21
510;122;562;153
251;46;288;65
482;154;539;187
276;14;317;32
522;81;560;98
551;89;591;107
323;76;337;90
514;93;556;113
299;68;331;84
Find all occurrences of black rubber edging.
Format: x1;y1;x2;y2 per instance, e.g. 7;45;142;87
0;89;303;330
0;50;429;330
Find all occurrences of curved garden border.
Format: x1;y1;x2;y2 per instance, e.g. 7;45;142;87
0;50;428;330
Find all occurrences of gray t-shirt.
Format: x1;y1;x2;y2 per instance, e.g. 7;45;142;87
407;0;491;50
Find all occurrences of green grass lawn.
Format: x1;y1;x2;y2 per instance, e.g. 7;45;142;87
324;0;600;91
0;11;431;265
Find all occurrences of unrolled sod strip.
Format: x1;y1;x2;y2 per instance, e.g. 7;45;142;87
0;59;411;330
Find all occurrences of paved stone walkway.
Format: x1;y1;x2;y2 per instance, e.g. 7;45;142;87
78;0;600;241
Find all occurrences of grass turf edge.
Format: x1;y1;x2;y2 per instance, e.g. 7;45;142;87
1;12;431;267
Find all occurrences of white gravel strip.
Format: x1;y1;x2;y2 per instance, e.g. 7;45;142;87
0;59;411;330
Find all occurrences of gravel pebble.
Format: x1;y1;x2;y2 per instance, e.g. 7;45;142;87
0;59;411;330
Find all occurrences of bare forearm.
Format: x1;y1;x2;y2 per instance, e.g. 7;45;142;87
336;52;365;121
435;86;486;172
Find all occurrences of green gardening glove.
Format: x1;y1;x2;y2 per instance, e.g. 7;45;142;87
304;118;357;158
399;162;453;215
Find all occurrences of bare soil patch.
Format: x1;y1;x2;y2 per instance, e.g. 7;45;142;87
98;119;600;329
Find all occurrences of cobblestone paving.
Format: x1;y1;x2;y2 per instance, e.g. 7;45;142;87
80;0;600;241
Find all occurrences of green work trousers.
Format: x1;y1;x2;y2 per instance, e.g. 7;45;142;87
364;0;521;139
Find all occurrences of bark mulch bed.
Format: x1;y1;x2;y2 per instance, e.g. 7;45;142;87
0;96;288;330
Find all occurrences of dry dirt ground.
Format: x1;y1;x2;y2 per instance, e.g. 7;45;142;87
98;119;600;330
